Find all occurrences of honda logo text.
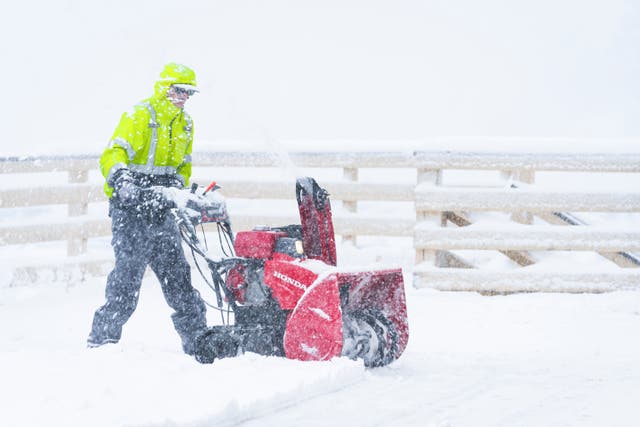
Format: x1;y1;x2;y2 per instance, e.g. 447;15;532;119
273;271;308;291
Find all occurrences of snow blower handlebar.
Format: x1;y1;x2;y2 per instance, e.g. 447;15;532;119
150;182;235;267
157;182;242;322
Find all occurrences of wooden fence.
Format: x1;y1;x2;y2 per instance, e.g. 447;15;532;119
1;150;640;292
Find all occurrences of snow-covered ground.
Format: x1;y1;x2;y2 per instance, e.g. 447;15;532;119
2;271;640;427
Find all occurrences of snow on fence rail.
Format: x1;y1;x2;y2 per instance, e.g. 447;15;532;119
1;150;640;292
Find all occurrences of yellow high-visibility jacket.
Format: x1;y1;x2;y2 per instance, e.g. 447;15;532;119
100;63;197;197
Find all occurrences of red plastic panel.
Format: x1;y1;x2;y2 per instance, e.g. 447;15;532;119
225;264;246;304
296;179;337;266
337;269;409;361
264;260;319;310
283;273;343;361
234;230;285;259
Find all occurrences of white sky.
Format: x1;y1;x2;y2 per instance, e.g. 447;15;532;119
2;0;639;154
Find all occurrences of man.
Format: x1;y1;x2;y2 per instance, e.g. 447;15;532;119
87;62;207;355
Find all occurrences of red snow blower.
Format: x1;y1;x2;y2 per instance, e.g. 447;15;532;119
168;177;409;367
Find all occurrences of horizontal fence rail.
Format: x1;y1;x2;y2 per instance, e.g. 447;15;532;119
4;151;640;172
0;185;104;208
415;188;640;213
2;149;640;292
0;215;414;246
0;219;111;244
414;226;640;252
0;180;416;209
412;269;640;294
208;180;416;202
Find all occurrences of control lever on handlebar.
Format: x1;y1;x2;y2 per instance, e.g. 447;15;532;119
203;181;220;196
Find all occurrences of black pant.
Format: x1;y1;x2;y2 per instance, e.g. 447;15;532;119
88;203;207;354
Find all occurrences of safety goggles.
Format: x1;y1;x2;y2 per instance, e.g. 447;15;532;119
172;84;199;96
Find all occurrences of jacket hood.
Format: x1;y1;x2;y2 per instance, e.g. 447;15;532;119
153;62;197;98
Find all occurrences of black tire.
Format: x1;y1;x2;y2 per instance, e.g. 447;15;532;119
346;309;399;368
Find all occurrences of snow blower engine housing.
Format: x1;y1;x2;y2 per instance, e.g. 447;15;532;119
167;177;409;368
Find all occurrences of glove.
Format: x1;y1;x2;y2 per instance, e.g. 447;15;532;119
185;192;229;224
140;188;176;211
111;168;141;207
138;188;177;223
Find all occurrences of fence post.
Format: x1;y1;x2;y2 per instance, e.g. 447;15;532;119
415;168;444;266
342;167;358;245
502;169;536;224
67;168;89;255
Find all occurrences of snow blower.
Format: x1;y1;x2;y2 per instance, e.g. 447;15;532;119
164;177;409;367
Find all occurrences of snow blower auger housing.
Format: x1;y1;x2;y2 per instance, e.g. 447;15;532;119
168;177;409;367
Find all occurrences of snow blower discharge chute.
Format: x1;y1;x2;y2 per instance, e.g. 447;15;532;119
167;177;409;367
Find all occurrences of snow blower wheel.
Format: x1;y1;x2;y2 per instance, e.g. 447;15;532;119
343;309;399;368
